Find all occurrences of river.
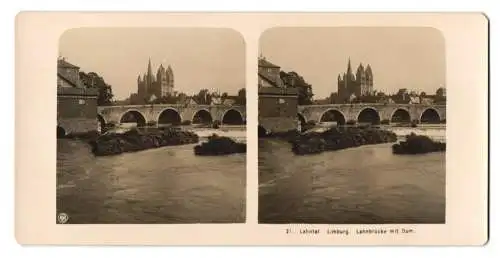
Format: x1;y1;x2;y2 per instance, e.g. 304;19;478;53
258;127;446;224
56;127;246;224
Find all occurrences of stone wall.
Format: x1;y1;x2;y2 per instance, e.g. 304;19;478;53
57;91;98;135
259;117;298;133
58;95;98;119
58;118;98;135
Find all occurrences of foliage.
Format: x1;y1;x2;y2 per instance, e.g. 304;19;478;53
279;71;314;105
236;88;246;105
80;72;114;105
192;89;211;105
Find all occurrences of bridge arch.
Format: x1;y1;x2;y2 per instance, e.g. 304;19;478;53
157;108;182;125
390;108;411;123
420;108;441;124
222;109;244;125
120;109;147;127
192;109;213;125
357;107;381;125
320;108;346;125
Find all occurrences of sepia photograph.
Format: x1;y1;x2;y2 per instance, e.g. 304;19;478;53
15;12;488;245
56;28;247;224
258;27;447;224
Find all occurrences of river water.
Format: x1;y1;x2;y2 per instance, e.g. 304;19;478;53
57;128;246;224
259;127;446;224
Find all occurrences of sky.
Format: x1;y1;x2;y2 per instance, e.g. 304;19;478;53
59;28;246;100
260;27;446;99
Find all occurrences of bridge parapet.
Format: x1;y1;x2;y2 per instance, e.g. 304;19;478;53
298;104;446;124
97;104;246;125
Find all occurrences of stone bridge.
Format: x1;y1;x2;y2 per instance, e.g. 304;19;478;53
97;104;246;126
298;103;446;125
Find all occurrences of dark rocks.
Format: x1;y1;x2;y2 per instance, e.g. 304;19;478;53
392;133;446;155
194;134;246;156
258;126;268;137
90;127;199;156
291;127;398;155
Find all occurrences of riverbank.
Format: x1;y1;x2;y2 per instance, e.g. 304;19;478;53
291;127;398;155
392;133;446;154
194;134;246;156
259;124;447;156
89;128;199;156
61;126;248;157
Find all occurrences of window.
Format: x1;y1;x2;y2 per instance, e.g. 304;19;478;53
79;99;86;105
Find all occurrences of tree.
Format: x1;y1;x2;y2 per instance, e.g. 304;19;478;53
436;87;446;97
177;93;187;104
329;92;339;104
193;89;211;105
80;71;114;106
221;92;229;100
236;88;246;105
280;71;314;105
392;88;410;104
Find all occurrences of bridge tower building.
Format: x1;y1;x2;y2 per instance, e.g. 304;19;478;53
258;56;299;133
57;57;99;136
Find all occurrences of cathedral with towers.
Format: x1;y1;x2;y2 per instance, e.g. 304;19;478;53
337;58;374;103
137;58;174;102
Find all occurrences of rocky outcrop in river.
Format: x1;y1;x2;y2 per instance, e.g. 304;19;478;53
290;127;398;155
89;128;199;156
392;133;446;154
194;134;246;156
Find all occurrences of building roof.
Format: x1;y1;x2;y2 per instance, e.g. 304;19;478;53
258;58;280;68
57;58;80;69
258;72;281;87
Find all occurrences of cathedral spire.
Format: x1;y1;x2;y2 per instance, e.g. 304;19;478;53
147;58;152;77
347;57;352;74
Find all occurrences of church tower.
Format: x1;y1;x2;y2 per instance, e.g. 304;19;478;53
136;58;175;102
365;64;373;94
356;63;366;96
156;64;169;97
337;58;375;103
166;65;174;95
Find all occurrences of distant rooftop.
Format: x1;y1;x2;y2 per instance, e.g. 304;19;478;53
57;58;80;69
258;57;280;68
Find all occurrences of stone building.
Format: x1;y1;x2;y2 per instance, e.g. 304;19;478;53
57;58;99;136
337;58;374;103
258;57;299;133
136;58;174;102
